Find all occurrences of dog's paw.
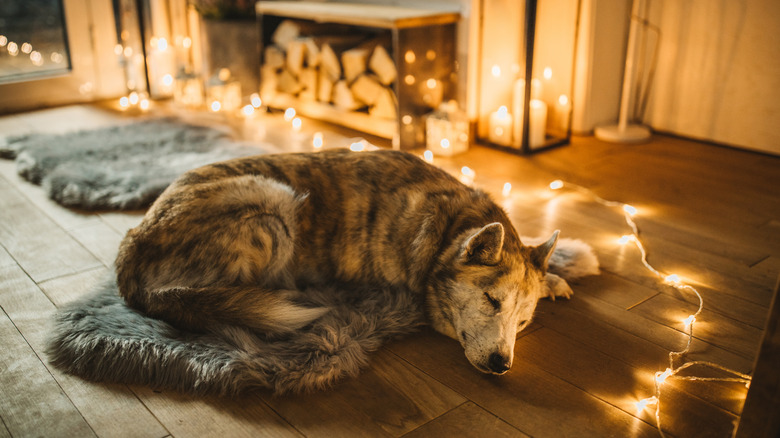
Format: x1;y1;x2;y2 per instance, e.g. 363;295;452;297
543;273;573;301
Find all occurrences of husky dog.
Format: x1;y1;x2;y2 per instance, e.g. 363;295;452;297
116;149;575;375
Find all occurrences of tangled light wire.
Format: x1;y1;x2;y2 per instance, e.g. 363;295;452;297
547;179;752;437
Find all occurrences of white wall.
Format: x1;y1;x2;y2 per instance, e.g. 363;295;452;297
642;0;780;155
571;0;630;134
573;0;780;155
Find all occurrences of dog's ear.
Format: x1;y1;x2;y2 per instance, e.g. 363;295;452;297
530;230;559;272
463;222;504;265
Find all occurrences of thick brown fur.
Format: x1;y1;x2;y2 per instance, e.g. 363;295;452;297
116;149;561;374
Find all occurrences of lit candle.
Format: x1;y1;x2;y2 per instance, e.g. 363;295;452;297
554;94;571;134
422;78;443;108
531;78;542;100
489;106;513;146
512;78;525;147
529;99;547;149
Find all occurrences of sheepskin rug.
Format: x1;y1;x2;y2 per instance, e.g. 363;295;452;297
46;239;598;396
0;119;271;210
47;276;425;396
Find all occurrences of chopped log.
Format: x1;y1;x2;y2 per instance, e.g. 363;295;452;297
286;39;306;76
264;44;285;70
333;80;363;110
303;38;321;67
350;74;385;105
260;64;279;102
370;87;397;119
341;47;370;83
299;67;318;101
271;20;301;47
318;69;334;102
277;68;302;95
320;43;341;81
369;45;396;86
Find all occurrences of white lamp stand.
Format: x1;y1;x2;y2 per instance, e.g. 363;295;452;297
595;0;651;144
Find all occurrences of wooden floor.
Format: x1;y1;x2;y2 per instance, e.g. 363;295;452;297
0;104;778;437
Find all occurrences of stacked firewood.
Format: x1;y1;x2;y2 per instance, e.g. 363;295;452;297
261;20;398;120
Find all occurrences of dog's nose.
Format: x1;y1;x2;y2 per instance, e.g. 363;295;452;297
488;352;511;374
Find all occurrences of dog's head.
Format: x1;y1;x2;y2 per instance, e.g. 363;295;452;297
427;222;558;374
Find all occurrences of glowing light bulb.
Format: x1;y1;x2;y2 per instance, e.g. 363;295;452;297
423;150;433;163
139;98;150;111
210;101;221;112
114;44;123;55
683;315;696;328
635;396;658;413
21;42;32;54
156;37;168;51
250;93;262;108
623;204;638;216
218;68;231;81
461;166;475;178
30;51;43;66
404;50;416;64
543;67;552;80
665;274;681;284
617;235;634;245
655;368;673;385
312;132;323;149
119;96;130;108
128;91;139;105
404;75;415;85
161;74;173;86
491;65;501;77
284;107;296;122
426;78;438;89
502;182;512;197
182;37;192;48
7;42;18;56
350;141;366;152
292;117;302;131
440;138;450;149
0;35;6;47
242;104;255;116
558;94;569;106
549;180;564;190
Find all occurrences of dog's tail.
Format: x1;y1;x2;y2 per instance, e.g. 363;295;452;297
547;238;600;281
130;285;329;333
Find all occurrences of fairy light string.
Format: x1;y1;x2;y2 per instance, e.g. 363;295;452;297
546;179;752;437
353;144;751;436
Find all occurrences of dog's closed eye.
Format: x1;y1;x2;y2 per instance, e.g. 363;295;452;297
484;292;501;311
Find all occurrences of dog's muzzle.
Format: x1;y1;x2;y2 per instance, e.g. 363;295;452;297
488;352;511;374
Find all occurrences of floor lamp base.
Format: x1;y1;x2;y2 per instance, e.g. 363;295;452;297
595;124;652;144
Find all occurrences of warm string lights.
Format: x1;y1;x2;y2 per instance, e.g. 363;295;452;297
0;35;63;67
546;179;752;437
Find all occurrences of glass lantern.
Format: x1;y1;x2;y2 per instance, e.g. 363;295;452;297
174;68;204;108
426;100;469;156
206;68;242;112
476;0;580;154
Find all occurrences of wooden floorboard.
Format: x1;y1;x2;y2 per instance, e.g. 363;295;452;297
0;263;168;438
402;402;528;437
0;103;777;437
260;349;466;437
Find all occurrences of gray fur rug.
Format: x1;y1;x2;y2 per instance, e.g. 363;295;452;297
47;276;426;396
0;119;272;210
46;240;598;396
